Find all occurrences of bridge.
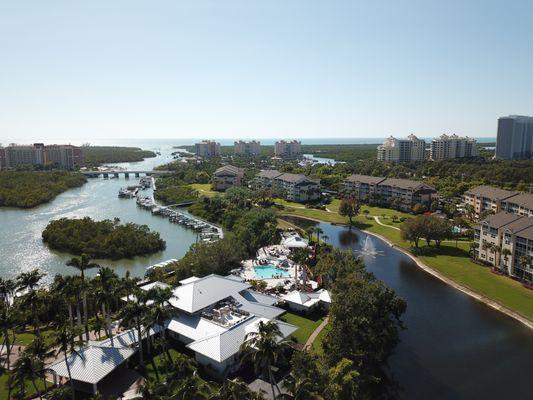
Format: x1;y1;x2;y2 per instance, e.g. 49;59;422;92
81;170;171;179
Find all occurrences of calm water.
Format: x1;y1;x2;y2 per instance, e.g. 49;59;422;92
283;216;533;400
0;148;198;283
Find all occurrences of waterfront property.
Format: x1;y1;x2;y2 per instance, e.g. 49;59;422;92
281;289;331;314
212;164;244;191
255;169;321;203
474;211;533;282
274;140;302;159
194;140;221;158
234;140;261;156
0;142;82;169
343;174;436;210
377;134;426;162
429;134;478;160
462;185;533;218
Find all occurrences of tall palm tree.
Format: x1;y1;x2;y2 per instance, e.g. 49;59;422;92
518;255;532;283
0;304;18;399
11;351;45;400
118;291;149;370
17;269;45;336
240;320;291;400
0;277;16;307
66;254;100;341
209;378;259;400
96;267;118;347
314;227;324;245
27;335;54;391
500;248;512;274
145;287;173;362
52;324;83;400
278;375;322;400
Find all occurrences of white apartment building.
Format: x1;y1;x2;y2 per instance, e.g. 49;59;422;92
430;134;478;160
274;140;301;159
195;140;221;158
234;140;260;156
377;134;426;162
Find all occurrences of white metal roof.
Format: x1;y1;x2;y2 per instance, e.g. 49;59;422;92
282;290;321;308
48;345;136;384
166;314;227;342
240;289;279;306
98;325;162;348
169;274;251;313
179;276;201;285
281;236;309;248
187;317;297;363
231;292;284;320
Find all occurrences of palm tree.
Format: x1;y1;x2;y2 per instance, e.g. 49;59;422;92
314;227;324;246
145;287;173;362
118;292;149;370
518;255;532;283
66;254;100;341
27;335;54;391
52;324;83;400
209;377;258;400
11;351;45;400
240;320;291;400
0;277;16;307
0;304;18;399
278;375;322;400
17;269;45;336
96;266;118;347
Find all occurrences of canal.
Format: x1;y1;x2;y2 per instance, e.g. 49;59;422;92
0;147;198;282
282;216;533;400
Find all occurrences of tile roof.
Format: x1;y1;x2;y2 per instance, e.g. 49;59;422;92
257;169;283;179
502;193;533;210
502;217;533;235
214;165;244;176
516;225;533;240
379;178;435;191
464;185;518;201
480;212;522;229
276;173;318;184
344;174;386;185
48;345;136;384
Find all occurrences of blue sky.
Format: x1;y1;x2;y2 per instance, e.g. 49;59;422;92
1;0;532;142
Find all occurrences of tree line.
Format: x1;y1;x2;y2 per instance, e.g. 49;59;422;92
42;217;166;260
0;171;87;208
80;146;156;166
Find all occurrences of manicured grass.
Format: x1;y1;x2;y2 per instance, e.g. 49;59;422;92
279;312;326;344
0;370;46;399
272;198;307;208
1;328;55;346
188;183;219;198
311;322;331;355
279;204;533;322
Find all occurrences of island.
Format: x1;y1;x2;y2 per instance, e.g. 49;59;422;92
42;217;166;259
0;170;87;208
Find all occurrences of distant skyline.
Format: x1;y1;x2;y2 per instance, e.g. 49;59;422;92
1;1;532;141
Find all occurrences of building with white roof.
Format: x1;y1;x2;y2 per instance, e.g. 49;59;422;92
162;274;297;376
281;289;331;314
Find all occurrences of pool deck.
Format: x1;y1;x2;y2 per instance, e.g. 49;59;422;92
239;257;298;289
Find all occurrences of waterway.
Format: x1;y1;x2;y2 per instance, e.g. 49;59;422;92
282;216;533;400
0;147;198;283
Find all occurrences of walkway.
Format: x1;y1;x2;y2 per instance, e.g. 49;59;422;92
304;316;329;351
374;215;400;230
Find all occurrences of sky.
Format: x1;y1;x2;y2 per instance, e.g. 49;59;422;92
1;0;532;143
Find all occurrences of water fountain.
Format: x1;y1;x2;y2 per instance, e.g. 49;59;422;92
356;235;383;258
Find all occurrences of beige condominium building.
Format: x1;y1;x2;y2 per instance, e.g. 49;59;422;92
212;165;244;191
1;143;82;169
274;140;301;159
255;169;320;203
343;174;436;210
462;185;533;218
474;212;533;281
195;140;221;158
430;134;478;160
234;140;260;156
377;134;426;162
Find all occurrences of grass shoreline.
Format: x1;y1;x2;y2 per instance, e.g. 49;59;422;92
277;206;533;329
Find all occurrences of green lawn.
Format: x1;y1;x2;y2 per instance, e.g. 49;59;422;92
0;370;46;399
272;198;307;208
310;322;331;355
188;183;219;198
278;204;533;322
144;348;183;381
279;311;326;344
1;328;55;347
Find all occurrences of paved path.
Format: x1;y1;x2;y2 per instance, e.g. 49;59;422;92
304;317;329;351
374;215;400;230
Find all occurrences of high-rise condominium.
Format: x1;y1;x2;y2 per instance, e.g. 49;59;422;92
495;115;533;160
377;134;425;162
430;134;478;160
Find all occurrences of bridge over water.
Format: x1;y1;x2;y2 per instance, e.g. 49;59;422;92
81;170;171;178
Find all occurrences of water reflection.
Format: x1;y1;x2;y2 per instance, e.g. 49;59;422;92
338;228;359;247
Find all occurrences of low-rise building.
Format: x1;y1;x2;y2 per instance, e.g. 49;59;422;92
281;289;331;314
274;140;301;159
255;170;320;203
234;140;260;156
343;174;436;210
500;193;533;218
377;134;426;162
195;140;221;158
463;186;520;217
430;134;478;160
212;165;244;191
474;212;533;281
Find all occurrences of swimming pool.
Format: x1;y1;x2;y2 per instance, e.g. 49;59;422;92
254;265;290;279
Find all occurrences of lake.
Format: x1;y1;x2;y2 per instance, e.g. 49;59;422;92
282;216;533;400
